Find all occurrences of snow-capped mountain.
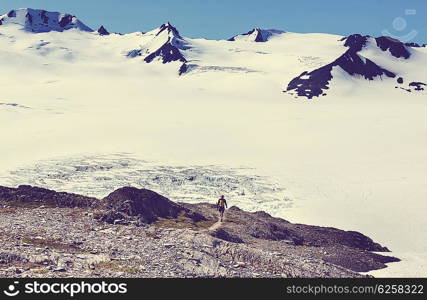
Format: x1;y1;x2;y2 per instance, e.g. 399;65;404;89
127;22;189;68
0;8;93;33
0;8;425;99
285;34;415;99
228;28;286;42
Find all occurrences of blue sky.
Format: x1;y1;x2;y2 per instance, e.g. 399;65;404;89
1;0;426;43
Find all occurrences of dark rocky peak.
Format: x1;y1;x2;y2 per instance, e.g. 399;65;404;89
156;22;181;38
341;34;370;52
228;28;286;42
341;34;412;59
127;22;188;71
150;22;189;50
7;10;17;17
97;25;110;35
375;36;411;59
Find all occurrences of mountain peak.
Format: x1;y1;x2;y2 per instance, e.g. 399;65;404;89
0;8;93;33
228;28;286;42
341;34;371;52
341;34;411;59
286;50;396;99
287;34;406;99
156;22;181;38
97;25;110;36
375;36;411;59
126;22;188;70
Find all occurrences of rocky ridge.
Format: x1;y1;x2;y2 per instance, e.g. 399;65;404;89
0;185;399;278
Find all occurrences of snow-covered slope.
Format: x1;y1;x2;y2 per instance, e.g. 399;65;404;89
0;8;427;277
0;8;92;33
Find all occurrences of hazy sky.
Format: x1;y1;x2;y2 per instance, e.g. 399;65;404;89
1;0;426;43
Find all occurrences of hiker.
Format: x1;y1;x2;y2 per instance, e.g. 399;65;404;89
216;195;228;222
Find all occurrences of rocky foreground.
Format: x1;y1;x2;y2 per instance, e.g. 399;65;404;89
0;185;399;278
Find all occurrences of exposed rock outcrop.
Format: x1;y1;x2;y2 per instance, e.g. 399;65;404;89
97;25;109;36
181;203;389;251
409;81;426;91
0;185;400;278
99;186;205;224
210;228;244;244
0;185;97;208
375;36;411;59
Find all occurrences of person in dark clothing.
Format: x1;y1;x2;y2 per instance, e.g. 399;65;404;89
216;195;228;222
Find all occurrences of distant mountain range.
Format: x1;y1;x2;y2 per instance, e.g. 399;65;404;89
1;8;426;99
